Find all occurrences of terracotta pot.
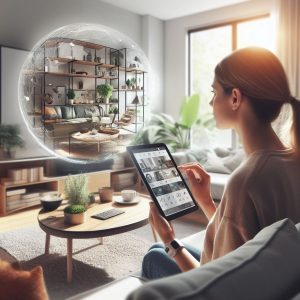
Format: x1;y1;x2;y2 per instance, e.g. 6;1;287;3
64;212;86;225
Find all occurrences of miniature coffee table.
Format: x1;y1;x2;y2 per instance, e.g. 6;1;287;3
70;130;119;153
38;194;155;283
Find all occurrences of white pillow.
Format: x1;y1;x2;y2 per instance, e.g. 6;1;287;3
127;219;300;300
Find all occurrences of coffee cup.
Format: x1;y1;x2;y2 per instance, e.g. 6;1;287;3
99;187;113;203
121;190;137;202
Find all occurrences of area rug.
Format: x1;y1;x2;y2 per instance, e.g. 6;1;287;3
0;225;152;300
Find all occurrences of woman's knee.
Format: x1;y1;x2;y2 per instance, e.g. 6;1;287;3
142;248;167;278
148;242;164;251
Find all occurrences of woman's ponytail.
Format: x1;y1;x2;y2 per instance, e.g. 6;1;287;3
290;97;300;155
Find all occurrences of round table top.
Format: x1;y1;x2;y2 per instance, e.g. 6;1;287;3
71;131;119;143
38;194;151;239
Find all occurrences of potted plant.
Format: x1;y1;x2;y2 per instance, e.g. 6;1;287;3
111;50;124;66
67;89;75;105
131;78;137;89
96;84;113;104
131;94;209;151
63;174;89;225
0;124;25;158
108;106;118;122
126;79;131;90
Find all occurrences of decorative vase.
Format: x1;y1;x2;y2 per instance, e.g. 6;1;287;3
64;212;86;225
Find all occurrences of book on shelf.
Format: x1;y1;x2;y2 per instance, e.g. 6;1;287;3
21;192;40;200
6;188;27;196
6;194;21;201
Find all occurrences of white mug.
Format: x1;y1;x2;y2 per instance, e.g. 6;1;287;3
121;190;137;202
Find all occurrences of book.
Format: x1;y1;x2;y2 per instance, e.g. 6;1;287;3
7;194;21;201
6;188;26;196
21;192;40;200
8;169;22;181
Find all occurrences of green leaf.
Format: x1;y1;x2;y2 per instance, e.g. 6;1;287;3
179;94;200;128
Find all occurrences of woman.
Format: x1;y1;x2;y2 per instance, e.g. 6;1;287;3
142;47;300;279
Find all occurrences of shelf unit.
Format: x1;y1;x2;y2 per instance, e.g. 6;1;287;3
24;38;148;153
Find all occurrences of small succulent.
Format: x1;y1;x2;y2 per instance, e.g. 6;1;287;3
64;204;86;214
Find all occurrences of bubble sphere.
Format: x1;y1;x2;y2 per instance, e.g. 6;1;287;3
19;23;149;164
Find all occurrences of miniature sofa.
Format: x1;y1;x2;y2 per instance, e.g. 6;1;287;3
69;218;300;300
43;105;104;140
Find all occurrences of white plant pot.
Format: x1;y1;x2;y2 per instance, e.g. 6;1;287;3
64;212;86;225
68;99;74;105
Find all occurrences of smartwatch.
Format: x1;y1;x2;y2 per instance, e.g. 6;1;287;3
165;239;184;258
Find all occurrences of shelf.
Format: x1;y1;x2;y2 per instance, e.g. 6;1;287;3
114;89;144;92
6;202;41;215
38;71;104;79
117;67;147;73
3;178;58;188
27;112;42;116
42;38;106;50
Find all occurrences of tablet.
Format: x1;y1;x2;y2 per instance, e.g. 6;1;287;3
127;143;198;220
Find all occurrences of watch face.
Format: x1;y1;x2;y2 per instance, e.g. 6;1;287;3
171;239;181;249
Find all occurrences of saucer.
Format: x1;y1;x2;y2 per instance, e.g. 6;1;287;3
114;196;140;205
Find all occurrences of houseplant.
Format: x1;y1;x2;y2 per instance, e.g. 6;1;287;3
63;174;89;225
97;84;113;104
131;94;213;151
67;89;75;105
0;124;25;158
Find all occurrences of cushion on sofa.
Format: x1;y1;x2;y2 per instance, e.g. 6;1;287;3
127;219;300;300
44;106;58;120
54;106;62;118
85;106;101;117
74;106;87;118
61;106;75;119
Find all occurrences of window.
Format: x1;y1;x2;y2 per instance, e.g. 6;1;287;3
188;15;275;149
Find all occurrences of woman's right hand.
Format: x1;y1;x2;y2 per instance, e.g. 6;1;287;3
178;163;216;220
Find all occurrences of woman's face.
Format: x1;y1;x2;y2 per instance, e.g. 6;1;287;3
210;77;236;129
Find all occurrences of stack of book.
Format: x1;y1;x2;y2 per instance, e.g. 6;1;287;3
1;167;44;186
6;189;58;212
111;172;136;191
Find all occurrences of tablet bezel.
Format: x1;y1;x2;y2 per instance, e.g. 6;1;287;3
127;143;199;221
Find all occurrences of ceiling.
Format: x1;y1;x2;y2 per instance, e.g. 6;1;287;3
99;0;250;20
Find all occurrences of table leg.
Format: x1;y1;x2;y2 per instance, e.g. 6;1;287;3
98;237;103;245
45;233;50;254
98;142;100;152
67;238;73;283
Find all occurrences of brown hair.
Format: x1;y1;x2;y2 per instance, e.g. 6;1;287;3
214;47;300;154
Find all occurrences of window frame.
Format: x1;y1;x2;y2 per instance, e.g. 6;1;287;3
187;13;270;149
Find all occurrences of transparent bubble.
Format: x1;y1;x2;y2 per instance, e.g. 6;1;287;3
19;23;149;164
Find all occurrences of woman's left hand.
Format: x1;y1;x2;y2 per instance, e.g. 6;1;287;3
148;202;175;244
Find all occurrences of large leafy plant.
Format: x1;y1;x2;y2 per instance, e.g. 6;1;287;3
132;94;214;151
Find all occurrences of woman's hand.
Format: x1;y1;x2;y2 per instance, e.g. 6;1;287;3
178;163;216;220
148;202;175;244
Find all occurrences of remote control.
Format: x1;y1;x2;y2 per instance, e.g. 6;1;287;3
92;208;125;220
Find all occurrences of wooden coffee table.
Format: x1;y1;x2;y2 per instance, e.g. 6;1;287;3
38;194;155;283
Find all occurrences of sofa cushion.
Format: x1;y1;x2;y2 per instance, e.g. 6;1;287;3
127;219;300;300
85;106;101;117
54;106;62;119
61;106;75;119
44;106;58;120
74;106;87;118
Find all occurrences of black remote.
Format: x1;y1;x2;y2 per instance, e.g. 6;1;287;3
92;208;125;220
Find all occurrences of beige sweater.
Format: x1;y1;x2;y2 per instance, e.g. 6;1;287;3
200;149;300;265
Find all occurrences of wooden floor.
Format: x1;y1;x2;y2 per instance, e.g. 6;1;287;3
0;206;41;233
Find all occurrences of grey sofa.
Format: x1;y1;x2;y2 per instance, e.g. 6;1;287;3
69;218;300;300
43;105;104;140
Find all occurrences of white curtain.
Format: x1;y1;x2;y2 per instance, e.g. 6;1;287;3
273;0;300;145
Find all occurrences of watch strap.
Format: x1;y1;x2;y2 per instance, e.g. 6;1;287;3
165;239;184;258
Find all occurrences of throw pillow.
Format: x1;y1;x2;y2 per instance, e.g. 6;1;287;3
44;106;57;120
127;219;300;300
0;260;48;300
61;106;75;119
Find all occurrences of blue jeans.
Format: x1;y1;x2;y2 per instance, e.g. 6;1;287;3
142;242;201;280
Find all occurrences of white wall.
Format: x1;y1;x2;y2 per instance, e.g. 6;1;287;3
164;0;275;118
142;15;164;114
0;0;142;51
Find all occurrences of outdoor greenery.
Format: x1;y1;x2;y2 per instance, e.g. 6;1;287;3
0;124;25;157
97;84;113;98
64;204;86;214
132;94;214;151
64;174;89;206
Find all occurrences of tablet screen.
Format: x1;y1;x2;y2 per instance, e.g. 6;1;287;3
128;144;198;219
